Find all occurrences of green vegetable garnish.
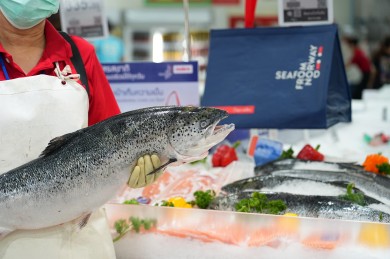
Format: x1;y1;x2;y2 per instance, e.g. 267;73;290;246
377;163;390;175
113;217;157;242
235;192;287;214
379;212;383;222
123;199;139;205
142;219;157;230
159;200;175;207
267;200;288;214
114;219;129;234
130;216;142;233
113;219;130;242
339;183;366;206
280;147;294;159
193;190;216;209
129;217;157;233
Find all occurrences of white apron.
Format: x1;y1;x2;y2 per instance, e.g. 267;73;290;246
0;69;116;259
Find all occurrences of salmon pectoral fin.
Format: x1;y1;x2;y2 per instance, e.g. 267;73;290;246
146;158;177;176
0;227;14;240
71;213;92;232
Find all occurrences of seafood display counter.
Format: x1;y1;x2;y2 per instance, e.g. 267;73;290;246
104;203;390;259
103;87;390;258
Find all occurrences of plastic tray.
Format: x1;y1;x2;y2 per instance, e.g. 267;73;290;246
105;203;390;259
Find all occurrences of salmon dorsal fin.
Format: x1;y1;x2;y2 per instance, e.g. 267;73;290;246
40;129;85;157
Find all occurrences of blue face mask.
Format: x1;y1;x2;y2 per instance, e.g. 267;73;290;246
0;0;59;29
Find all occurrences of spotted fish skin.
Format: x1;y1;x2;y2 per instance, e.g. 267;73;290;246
0;106;234;236
254;159;390;206
212;192;390;223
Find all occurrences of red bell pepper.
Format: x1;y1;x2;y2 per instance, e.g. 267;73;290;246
212;144;238;167
296;144;324;161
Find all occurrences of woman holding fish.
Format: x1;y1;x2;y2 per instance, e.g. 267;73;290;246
0;0;162;258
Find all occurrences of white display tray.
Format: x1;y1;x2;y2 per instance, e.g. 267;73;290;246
105;204;390;259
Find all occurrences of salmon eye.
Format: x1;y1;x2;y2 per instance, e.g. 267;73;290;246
200;120;209;129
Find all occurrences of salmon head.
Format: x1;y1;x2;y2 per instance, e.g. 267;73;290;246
166;106;234;162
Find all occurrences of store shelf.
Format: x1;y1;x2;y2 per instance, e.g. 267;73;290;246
124;8;212;25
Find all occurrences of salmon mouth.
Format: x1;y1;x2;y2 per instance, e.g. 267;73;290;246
209;123;235;141
213;124;235;136
170;121;235;163
187;122;235;157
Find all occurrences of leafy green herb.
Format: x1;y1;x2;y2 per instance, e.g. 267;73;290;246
159;200;175;207
113;219;130;242
235;192;287;214
114;219;129;234
113;217;157;242
142;218;157;230
267;200;288;214
377;162;390;175
130;216;142;233
123;199;140;205
129;217;157;233
379;212;383;222
193;190;216;209
339;183;366;206
280;147;294;159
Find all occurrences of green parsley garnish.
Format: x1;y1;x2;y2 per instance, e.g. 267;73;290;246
113;217;157;242
123;199;139;205
159;200;175;207
193;190;216;209
280;147;294;159
377;163;390;175
339;183;366;206
235;192;286;214
113;219;130;242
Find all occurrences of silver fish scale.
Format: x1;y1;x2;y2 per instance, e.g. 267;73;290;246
212;192;390;223
255;159;390;206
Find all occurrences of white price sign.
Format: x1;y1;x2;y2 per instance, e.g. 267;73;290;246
59;0;108;39
278;0;333;26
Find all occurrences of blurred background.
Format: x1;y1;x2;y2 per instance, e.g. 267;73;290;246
86;0;390;96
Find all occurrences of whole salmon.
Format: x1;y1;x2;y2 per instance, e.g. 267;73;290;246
0;106;234;238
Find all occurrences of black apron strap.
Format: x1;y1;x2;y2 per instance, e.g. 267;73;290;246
59;31;90;97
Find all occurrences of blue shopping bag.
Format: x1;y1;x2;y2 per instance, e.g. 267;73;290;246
201;24;351;129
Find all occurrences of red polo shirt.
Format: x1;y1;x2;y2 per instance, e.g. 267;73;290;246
351;48;371;73
0;20;120;126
